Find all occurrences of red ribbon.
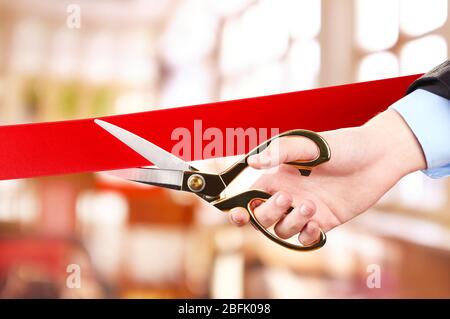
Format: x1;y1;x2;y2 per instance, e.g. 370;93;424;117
0;75;421;180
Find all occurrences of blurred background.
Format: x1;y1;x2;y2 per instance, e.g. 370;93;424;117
0;0;449;298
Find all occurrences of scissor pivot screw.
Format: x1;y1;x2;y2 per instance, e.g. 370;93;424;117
187;174;205;192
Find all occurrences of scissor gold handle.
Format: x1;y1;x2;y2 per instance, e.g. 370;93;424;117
278;130;331;176
214;190;327;251
220;130;330;185
214;130;330;251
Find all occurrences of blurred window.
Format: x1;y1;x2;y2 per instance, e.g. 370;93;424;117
358;51;399;81
219;0;322;100
356;0;448;80
400;0;448;36
11;20;48;75
0;180;38;224
356;0;400;52
400;35;448;74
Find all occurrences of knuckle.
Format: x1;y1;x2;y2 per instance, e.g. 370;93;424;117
300;206;314;218
288;220;302;233
308;221;319;232
258;216;273;227
254;208;273;226
304;225;315;236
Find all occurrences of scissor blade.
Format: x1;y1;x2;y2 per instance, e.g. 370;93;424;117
95;119;192;171
105;167;184;190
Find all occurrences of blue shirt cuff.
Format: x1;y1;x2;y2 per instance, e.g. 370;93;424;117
391;89;450;178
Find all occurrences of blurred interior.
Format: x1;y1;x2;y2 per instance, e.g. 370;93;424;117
0;0;449;298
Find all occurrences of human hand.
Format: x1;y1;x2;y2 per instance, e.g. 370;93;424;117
229;109;426;245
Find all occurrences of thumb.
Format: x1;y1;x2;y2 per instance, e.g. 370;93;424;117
248;136;319;169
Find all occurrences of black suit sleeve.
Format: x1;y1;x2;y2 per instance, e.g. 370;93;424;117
406;59;450;99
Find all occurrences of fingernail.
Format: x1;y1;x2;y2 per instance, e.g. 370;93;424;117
276;193;290;207
231;213;242;224
300;204;313;216
300;238;312;246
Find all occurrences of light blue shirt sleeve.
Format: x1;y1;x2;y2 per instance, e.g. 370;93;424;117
391;89;450;179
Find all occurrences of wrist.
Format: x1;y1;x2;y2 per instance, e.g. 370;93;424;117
361;109;426;178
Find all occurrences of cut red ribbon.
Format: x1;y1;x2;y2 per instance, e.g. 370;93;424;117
0;75;421;180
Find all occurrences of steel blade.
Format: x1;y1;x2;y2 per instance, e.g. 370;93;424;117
95;119;191;171
104;167;184;190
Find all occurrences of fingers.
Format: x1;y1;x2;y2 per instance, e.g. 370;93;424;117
252;191;292;228
228;192;322;246
273;200;316;239
298;220;321;246
228;191;292;227
248;136;319;169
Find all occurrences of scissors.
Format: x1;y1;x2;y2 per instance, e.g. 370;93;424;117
95;119;330;251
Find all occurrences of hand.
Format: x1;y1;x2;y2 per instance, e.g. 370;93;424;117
229;109;427;245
